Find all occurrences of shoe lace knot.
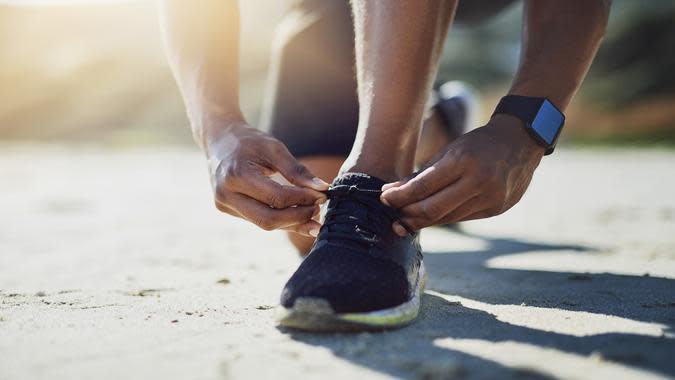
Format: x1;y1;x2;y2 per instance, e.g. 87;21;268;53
321;184;400;246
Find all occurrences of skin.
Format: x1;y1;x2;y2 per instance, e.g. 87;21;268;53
160;0;329;238
380;0;612;236
342;0;458;181
159;0;455;249
291;111;454;255
160;0;611;249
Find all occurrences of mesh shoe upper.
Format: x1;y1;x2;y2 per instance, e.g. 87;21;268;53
280;173;422;314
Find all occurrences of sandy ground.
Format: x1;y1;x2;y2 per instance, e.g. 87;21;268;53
1;144;674;380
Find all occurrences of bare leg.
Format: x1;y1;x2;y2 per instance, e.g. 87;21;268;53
290;110;456;255
290;109;465;254
276;1;460;254
340;1;458;182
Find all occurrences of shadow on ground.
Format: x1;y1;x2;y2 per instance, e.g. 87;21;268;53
283;229;675;379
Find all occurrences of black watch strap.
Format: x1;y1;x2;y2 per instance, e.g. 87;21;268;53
494;95;545;122
493;95;565;155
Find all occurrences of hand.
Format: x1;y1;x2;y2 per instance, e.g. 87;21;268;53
206;120;329;236
381;114;545;236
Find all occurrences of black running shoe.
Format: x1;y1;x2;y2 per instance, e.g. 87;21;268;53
277;173;425;332
433;80;479;140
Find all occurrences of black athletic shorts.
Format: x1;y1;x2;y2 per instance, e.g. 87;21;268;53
261;0;516;158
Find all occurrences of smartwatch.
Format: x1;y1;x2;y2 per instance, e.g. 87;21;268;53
492;95;565;155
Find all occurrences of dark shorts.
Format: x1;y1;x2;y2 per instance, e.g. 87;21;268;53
261;0;516;158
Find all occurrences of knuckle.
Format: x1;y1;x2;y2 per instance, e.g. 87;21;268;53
292;163;310;177
266;192;284;209
419;202;441;221
411;179;430;198
255;217;276;231
213;199;226;212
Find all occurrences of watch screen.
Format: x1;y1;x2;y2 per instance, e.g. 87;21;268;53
531;100;564;145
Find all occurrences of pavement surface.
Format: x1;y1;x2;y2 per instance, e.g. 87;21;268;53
1;145;674;380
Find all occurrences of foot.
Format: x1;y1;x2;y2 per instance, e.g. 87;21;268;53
277;173;425;332
434;80;479;140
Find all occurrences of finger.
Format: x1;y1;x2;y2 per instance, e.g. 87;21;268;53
393;180;478;236
268;144;329;191
398;179;478;223
283;219;322;238
227;192;320;231
381;161;463;209
440;189;512;223
214;195;243;218
455;208;495;222
381;180;406;193
229;172;326;209
381;174;413;192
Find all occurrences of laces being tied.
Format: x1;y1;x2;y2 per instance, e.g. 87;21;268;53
321;184;413;246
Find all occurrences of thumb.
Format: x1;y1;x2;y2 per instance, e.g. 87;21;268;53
271;145;329;191
380;175;414;206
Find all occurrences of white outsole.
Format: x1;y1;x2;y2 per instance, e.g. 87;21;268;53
277;262;427;332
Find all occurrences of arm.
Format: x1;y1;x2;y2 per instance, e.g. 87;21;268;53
159;0;241;149
159;0;328;236
510;0;611;110
382;0;611;234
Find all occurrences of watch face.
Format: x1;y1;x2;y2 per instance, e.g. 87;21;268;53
531;99;565;145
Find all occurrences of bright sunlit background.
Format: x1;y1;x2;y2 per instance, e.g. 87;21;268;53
0;0;673;147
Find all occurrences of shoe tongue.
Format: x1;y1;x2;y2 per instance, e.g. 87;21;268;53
331;172;387;192
324;173;394;246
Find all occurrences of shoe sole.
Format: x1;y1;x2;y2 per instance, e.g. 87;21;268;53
276;262;427;332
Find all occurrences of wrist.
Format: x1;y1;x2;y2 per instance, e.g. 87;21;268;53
488;113;545;159
195;111;246;153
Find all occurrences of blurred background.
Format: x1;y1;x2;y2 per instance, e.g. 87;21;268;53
0;0;674;148
3;3;675;379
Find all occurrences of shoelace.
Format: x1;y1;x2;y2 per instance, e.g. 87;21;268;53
320;184;412;246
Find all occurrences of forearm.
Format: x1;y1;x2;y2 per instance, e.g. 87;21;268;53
510;0;611;111
159;0;242;149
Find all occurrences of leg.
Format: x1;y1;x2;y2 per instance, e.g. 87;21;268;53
415;0;517;167
342;1;458;181
265;1;511;254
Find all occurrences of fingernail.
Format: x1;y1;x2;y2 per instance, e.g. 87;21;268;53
381;183;396;191
380;193;391;207
315;197;327;205
312;177;329;190
392;222;408;237
309;228;319;237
